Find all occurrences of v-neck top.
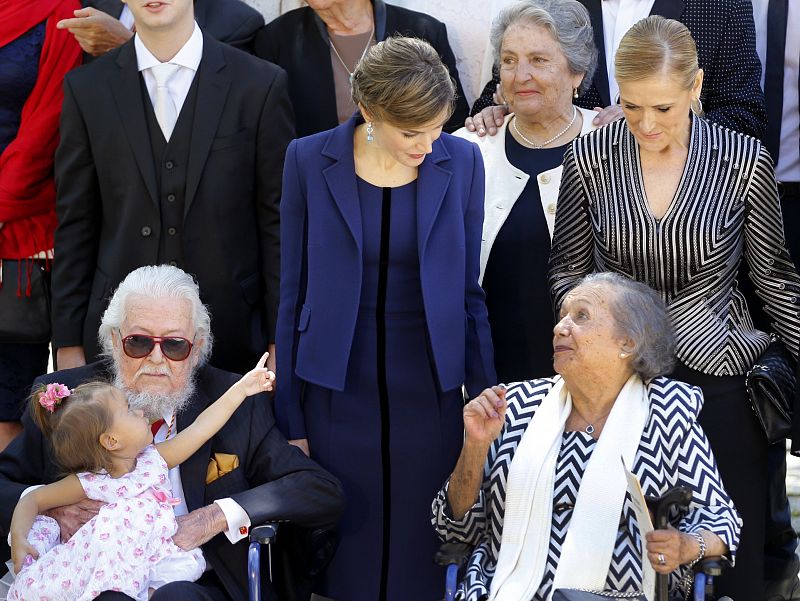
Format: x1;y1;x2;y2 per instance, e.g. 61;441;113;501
550;115;800;376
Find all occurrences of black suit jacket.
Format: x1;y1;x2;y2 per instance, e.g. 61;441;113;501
52;33;294;373
0;362;344;601
472;0;767;139
253;0;470;136
85;0;265;53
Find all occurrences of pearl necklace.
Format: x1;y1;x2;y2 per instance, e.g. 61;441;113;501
329;23;375;84
512;106;577;149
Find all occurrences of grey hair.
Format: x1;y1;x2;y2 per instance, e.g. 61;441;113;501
98;265;213;366
570;272;676;380
490;0;598;94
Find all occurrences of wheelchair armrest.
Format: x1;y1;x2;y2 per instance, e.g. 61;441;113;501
694;556;732;577
250;522;280;545
435;542;472;567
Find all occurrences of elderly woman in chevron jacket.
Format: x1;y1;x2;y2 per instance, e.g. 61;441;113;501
432;273;741;601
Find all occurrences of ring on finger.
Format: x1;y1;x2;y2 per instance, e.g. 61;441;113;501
657;552;666;566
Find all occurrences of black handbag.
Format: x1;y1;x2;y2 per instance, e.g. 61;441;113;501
0;259;51;344
746;336;797;444
553;590;645;600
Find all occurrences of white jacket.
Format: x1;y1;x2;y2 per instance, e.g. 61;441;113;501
454;108;597;283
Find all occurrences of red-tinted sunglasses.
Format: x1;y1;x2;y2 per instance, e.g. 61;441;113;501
118;330;194;361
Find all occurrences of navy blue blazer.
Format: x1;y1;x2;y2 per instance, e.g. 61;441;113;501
276;115;496;439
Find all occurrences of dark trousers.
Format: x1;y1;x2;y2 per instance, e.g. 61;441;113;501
765;441;799;582
763;182;800;587
0;342;49;421
94;571;231;601
671;362;766;599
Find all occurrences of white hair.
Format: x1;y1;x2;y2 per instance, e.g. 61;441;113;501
98;265;213;366
490;0;598;94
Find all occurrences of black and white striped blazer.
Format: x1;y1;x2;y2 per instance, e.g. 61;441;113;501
548;116;800;376
431;377;741;601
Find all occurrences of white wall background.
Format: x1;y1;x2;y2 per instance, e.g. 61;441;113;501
242;0;514;105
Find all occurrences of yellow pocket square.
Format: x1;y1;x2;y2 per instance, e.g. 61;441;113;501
206;453;239;484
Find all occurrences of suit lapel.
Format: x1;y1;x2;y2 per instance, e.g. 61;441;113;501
416;142;452;260
110;42;160;208
184;34;231;218
322;118;363;252
177;384;214;511
650;0;685;21
581;0;611;107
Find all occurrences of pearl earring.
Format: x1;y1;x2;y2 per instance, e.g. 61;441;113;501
619;351;629;359
573;87;579;99
366;122;374;142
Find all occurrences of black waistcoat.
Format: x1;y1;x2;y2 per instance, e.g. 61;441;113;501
140;68;201;267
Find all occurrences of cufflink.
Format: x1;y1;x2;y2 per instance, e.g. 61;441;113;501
239;526;249;536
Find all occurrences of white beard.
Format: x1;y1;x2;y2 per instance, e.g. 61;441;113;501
112;366;197;422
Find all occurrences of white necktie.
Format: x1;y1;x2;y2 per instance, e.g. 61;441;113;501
150;63;181;141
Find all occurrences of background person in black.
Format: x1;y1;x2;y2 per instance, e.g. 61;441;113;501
51;0;293;375
254;0;470;135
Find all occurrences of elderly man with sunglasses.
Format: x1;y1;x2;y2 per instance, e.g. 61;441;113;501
0;265;344;601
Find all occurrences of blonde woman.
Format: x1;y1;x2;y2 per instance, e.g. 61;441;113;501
549;16;800;597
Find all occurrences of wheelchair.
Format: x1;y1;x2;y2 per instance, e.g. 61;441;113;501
435;543;732;601
247;523;337;601
435;486;733;601
248;523;280;601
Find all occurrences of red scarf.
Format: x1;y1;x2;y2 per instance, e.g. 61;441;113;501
0;0;82;259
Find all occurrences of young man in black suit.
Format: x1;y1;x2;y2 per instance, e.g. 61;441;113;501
0;265;343;601
52;0;293;376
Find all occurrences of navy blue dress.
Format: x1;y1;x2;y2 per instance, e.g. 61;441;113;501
482;132;566;383
303;178;464;600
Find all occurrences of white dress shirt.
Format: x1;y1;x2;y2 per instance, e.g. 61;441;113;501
119;5;135;30
601;0;656;104
752;0;800;182
134;22;204;122
152;414;251;545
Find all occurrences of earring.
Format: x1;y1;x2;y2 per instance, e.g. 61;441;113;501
366;122;374;142
619;351;629;359
573;87;579;99
691;97;704;116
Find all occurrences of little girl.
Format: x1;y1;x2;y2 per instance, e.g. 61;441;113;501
8;353;275;601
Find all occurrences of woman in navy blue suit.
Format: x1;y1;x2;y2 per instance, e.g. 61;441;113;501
276;37;496;601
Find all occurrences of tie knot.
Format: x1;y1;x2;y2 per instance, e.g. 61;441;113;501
150;62;180;87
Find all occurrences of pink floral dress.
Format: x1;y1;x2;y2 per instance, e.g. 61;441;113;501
8;445;205;601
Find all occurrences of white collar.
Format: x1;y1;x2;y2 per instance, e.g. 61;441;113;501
135;21;203;73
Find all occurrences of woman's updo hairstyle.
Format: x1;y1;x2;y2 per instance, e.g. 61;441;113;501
351;36;456;128
615;15;702;114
